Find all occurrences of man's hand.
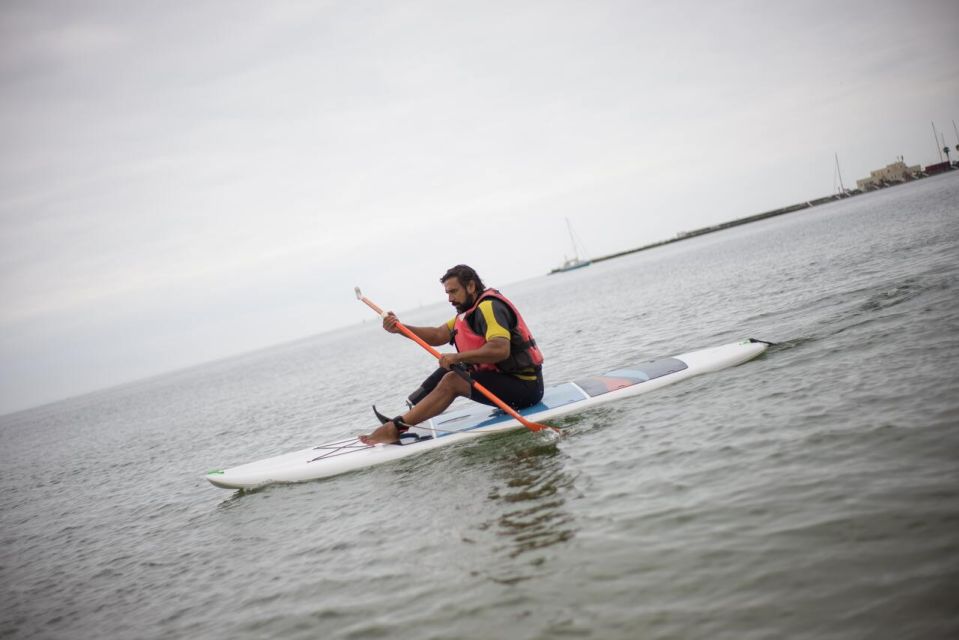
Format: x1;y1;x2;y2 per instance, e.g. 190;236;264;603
382;312;401;334
438;352;463;370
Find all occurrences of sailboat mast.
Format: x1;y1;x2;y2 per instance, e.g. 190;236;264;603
932;122;943;162
834;152;846;194
565;217;579;260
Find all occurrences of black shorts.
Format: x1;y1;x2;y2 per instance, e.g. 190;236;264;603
408;367;544;410
469;369;544;409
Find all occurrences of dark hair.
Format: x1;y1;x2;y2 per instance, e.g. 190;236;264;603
440;264;485;292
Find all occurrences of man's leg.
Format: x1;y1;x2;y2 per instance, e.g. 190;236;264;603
407;367;446;406
359;371;472;444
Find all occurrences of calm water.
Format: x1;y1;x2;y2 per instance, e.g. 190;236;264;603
2;174;958;640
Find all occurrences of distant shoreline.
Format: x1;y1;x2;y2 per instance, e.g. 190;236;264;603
588;167;957;265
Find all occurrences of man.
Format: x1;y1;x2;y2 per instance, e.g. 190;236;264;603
359;264;545;445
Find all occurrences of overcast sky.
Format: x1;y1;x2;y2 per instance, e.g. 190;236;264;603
1;0;957;414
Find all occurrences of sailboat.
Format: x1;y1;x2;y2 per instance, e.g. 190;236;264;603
549;218;592;274
834;152;850;197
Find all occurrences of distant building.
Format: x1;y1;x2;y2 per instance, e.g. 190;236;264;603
855;160;921;191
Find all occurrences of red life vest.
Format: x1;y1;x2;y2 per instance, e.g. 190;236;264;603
452;289;544;374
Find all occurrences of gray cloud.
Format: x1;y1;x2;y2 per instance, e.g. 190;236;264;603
1;0;957;412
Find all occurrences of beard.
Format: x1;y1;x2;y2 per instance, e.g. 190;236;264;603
454;292;476;314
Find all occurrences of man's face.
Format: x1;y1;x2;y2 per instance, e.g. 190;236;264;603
445;277;476;313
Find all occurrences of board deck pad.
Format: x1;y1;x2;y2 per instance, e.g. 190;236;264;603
573;356;688;396
431;382;589;434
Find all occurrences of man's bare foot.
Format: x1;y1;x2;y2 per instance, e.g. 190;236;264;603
359;421;400;445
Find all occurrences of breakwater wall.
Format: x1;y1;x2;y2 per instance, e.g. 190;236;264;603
587;166;956;266
591;193;852;264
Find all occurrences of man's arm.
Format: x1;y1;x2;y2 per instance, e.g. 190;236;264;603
439;337;509;369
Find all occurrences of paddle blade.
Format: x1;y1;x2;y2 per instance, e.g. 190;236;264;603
522;418;561;435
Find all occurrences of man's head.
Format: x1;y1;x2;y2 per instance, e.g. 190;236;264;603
440;264;486;313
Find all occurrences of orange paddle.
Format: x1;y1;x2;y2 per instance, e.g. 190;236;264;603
355;287;557;434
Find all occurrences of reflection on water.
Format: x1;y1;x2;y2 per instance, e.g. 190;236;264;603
483;440;577;562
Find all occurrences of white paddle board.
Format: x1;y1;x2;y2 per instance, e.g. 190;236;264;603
206;339;769;490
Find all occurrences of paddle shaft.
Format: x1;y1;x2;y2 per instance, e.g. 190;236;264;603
355;291;554;434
